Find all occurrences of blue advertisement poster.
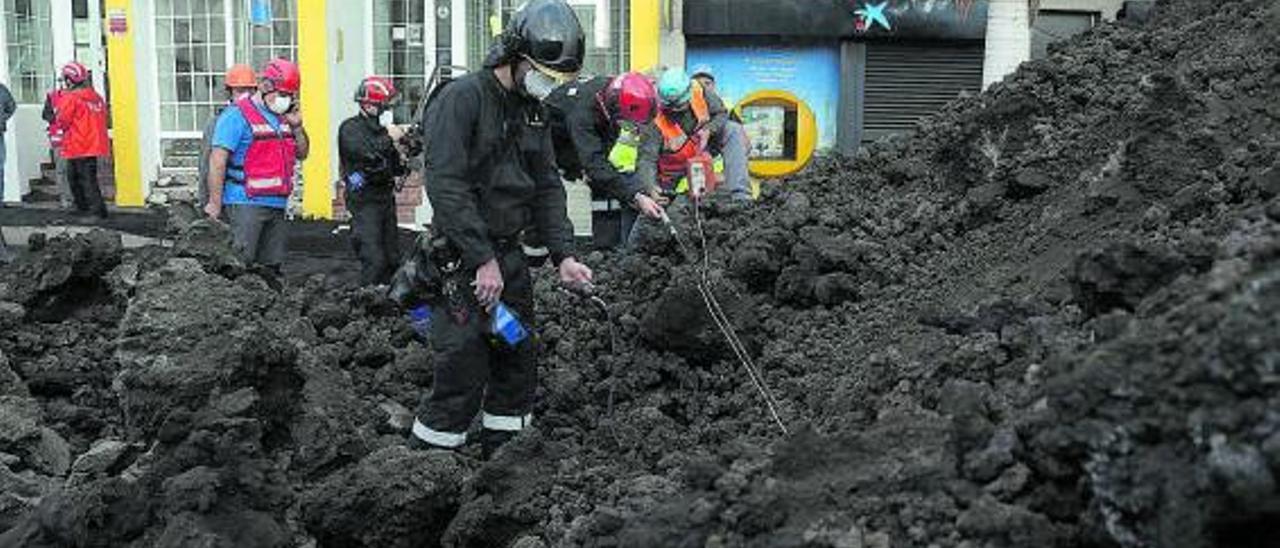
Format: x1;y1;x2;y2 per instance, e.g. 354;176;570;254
686;43;841;150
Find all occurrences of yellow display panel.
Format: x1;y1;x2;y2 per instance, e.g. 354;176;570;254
734;90;818;178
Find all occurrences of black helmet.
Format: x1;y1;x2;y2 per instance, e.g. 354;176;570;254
508;0;585;75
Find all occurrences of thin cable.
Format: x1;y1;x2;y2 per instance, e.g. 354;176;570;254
665;208;787;430
561;287;624;446
678;199;789;435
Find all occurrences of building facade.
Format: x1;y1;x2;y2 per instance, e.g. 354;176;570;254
668;0;1127;175
0;0;1125;217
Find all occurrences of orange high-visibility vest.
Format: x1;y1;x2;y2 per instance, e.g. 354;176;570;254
654;82;711;164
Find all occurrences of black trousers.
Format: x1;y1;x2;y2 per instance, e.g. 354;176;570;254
227;204;289;271
348;189;400;285
66;157;107;217
413;246;537;445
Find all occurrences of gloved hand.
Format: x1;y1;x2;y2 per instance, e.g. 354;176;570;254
407;305;433;342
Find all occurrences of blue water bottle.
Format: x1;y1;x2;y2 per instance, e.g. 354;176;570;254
345;171;366;194
407;305;433;342
491;302;528;347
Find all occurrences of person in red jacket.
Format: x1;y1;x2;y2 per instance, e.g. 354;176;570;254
51;62;111;218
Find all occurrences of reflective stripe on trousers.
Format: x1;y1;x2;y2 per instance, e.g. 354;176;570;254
482;412;533;432
412;418;467;448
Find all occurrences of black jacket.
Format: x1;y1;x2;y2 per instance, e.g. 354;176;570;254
339;113;407;196
419;70;574;270
545;76;641;204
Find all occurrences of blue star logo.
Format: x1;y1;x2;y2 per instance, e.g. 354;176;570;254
856;1;892;31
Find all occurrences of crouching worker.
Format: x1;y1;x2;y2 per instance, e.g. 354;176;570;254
401;0;592;458
340;76;408;285
204;59;310;275
636;68;751;204
545;72;665;248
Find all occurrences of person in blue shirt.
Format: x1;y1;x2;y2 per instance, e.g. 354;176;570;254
204;59;310;274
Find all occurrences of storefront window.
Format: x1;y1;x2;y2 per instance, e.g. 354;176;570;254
237;0;297;66
573;1;628;77
155;0;231;133
3;0;55;104
373;0;428;124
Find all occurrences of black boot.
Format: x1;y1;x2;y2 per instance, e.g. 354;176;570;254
479;429;517;460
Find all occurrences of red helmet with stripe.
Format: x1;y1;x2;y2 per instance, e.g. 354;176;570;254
601;72;658;125
354;76;398;106
61;62;91;85
260;58;301;94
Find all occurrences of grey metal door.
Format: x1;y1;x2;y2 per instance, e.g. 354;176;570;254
862;41;984;143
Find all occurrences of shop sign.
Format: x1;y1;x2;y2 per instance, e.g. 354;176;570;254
685;0;989;41
107;9;128;36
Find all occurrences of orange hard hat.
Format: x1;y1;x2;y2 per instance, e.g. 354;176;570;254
225;64;256;88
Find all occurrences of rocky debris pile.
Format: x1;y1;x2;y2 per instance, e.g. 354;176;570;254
1;0;1279;546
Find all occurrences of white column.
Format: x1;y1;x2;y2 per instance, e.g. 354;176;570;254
982;0;1033;88
87;0;106;95
423;0;437;75
0;8;17;204
593;0;610;49
50;0;76;70
658;0;685;70
451;0;467;69
135;0;162;194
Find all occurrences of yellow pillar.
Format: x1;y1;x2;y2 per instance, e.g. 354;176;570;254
630;0;661;72
298;0;334;219
103;0;143;207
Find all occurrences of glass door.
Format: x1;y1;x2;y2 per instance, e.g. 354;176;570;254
155;0;233;138
373;0;428;124
153;0;297;170
236;0;297;66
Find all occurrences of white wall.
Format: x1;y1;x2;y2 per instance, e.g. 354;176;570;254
982;0;1032;88
3;109;47;204
328;0;370;195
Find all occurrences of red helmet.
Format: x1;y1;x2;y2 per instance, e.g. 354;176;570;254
61;62;91;85
354;76;398;106
260;58;301;94
601;72;658;125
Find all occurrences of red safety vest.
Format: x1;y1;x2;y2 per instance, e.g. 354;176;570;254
654;82;711;187
235;97;297;198
46;89;66;148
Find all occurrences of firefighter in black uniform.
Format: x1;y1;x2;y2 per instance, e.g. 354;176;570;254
339;76;408;285
545;72;665;247
408;0;592;456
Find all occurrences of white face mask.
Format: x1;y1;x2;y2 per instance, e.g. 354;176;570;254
521;68;559;102
269;94;292;114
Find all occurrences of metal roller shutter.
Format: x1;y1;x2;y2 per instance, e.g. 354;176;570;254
863;42;984;142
